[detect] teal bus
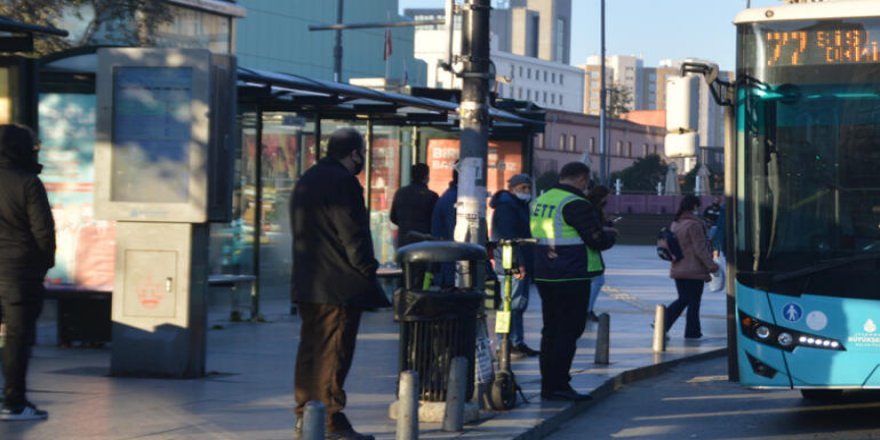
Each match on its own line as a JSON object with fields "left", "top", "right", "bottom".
{"left": 730, "top": 0, "right": 880, "bottom": 398}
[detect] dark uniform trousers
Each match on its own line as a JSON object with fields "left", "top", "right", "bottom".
{"left": 294, "top": 303, "right": 362, "bottom": 432}
{"left": 536, "top": 279, "right": 590, "bottom": 394}
{"left": 1, "top": 280, "right": 44, "bottom": 407}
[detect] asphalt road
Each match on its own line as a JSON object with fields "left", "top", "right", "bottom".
{"left": 547, "top": 355, "right": 880, "bottom": 440}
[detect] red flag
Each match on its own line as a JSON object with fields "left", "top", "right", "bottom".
{"left": 383, "top": 29, "right": 393, "bottom": 60}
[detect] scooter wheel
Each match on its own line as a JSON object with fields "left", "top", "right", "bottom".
{"left": 489, "top": 372, "right": 517, "bottom": 410}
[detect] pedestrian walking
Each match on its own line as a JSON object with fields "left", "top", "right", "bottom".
{"left": 664, "top": 194, "right": 719, "bottom": 340}
{"left": 390, "top": 163, "right": 438, "bottom": 287}
{"left": 289, "top": 128, "right": 389, "bottom": 440}
{"left": 585, "top": 185, "right": 613, "bottom": 322}
{"left": 0, "top": 124, "right": 55, "bottom": 421}
{"left": 490, "top": 173, "right": 538, "bottom": 359}
{"left": 530, "top": 162, "right": 616, "bottom": 401}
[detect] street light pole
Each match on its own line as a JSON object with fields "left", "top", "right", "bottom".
{"left": 334, "top": 0, "right": 344, "bottom": 82}
{"left": 599, "top": 0, "right": 607, "bottom": 184}
{"left": 456, "top": 0, "right": 490, "bottom": 268}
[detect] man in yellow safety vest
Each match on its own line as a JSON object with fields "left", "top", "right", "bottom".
{"left": 530, "top": 161, "right": 617, "bottom": 401}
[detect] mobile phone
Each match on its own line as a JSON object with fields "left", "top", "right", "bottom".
{"left": 611, "top": 216, "right": 623, "bottom": 223}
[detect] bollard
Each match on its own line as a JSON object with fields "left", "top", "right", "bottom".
{"left": 594, "top": 313, "right": 610, "bottom": 364}
{"left": 652, "top": 305, "right": 666, "bottom": 353}
{"left": 302, "top": 400, "right": 325, "bottom": 440}
{"left": 397, "top": 370, "right": 419, "bottom": 440}
{"left": 443, "top": 357, "right": 467, "bottom": 432}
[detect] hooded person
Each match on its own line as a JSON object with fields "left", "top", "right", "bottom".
{"left": 490, "top": 173, "right": 539, "bottom": 358}
{"left": 0, "top": 124, "right": 55, "bottom": 421}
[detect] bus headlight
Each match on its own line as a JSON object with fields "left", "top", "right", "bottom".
{"left": 777, "top": 332, "right": 794, "bottom": 347}
{"left": 739, "top": 310, "right": 845, "bottom": 352}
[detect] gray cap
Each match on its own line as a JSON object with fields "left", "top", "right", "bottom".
{"left": 507, "top": 173, "right": 532, "bottom": 187}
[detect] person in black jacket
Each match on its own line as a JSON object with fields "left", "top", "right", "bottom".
{"left": 530, "top": 162, "right": 616, "bottom": 401}
{"left": 490, "top": 173, "right": 538, "bottom": 358}
{"left": 0, "top": 124, "right": 54, "bottom": 421}
{"left": 390, "top": 163, "right": 438, "bottom": 287}
{"left": 289, "top": 128, "right": 389, "bottom": 440}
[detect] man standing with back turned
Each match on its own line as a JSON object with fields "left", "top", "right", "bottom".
{"left": 290, "top": 128, "right": 389, "bottom": 440}
{"left": 530, "top": 162, "right": 616, "bottom": 401}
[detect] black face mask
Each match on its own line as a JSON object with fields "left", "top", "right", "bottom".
{"left": 351, "top": 150, "right": 365, "bottom": 175}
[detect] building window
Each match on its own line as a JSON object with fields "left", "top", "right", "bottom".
{"left": 544, "top": 70, "right": 548, "bottom": 82}
{"left": 560, "top": 95, "right": 564, "bottom": 106}
{"left": 627, "top": 142, "right": 633, "bottom": 157}
{"left": 527, "top": 68, "right": 531, "bottom": 79}
{"left": 654, "top": 144, "right": 660, "bottom": 154}
{"left": 543, "top": 91, "right": 547, "bottom": 102}
{"left": 551, "top": 94, "right": 556, "bottom": 105}
{"left": 570, "top": 135, "right": 577, "bottom": 152}
{"left": 555, "top": 17, "right": 565, "bottom": 61}
{"left": 527, "top": 89, "right": 531, "bottom": 100}
{"left": 519, "top": 66, "right": 523, "bottom": 77}
{"left": 535, "top": 133, "right": 544, "bottom": 149}
{"left": 510, "top": 64, "right": 516, "bottom": 79}
{"left": 559, "top": 134, "right": 566, "bottom": 151}
{"left": 552, "top": 72, "right": 556, "bottom": 83}
{"left": 616, "top": 141, "right": 623, "bottom": 156}
{"left": 518, "top": 88, "right": 523, "bottom": 99}
{"left": 643, "top": 143, "right": 649, "bottom": 157}
{"left": 560, "top": 75, "right": 564, "bottom": 85}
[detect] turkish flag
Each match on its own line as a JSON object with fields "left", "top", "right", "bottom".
{"left": 383, "top": 29, "right": 393, "bottom": 60}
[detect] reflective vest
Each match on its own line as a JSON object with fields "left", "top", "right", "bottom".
{"left": 530, "top": 187, "right": 604, "bottom": 282}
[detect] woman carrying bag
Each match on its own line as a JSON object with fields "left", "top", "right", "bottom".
{"left": 664, "top": 195, "right": 719, "bottom": 339}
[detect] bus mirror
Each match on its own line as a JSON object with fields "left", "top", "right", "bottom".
{"left": 665, "top": 132, "right": 698, "bottom": 158}
{"left": 666, "top": 75, "right": 700, "bottom": 132}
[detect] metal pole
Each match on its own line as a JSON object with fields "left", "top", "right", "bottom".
{"left": 652, "top": 305, "right": 666, "bottom": 353}
{"left": 334, "top": 0, "right": 344, "bottom": 82}
{"left": 455, "top": 0, "right": 490, "bottom": 261}
{"left": 598, "top": 0, "right": 607, "bottom": 185}
{"left": 251, "top": 107, "right": 263, "bottom": 320}
{"left": 442, "top": 356, "right": 467, "bottom": 432}
{"left": 445, "top": 0, "right": 456, "bottom": 88}
{"left": 302, "top": 400, "right": 325, "bottom": 440}
{"left": 594, "top": 313, "right": 610, "bottom": 364}
{"left": 397, "top": 370, "right": 419, "bottom": 440}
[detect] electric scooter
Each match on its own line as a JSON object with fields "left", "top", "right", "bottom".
{"left": 488, "top": 237, "right": 537, "bottom": 410}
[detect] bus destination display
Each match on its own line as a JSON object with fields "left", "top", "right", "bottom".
{"left": 765, "top": 25, "right": 880, "bottom": 66}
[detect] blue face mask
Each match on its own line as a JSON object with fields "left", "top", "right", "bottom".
{"left": 515, "top": 192, "right": 532, "bottom": 203}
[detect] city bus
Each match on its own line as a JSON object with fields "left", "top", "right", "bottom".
{"left": 731, "top": 0, "right": 880, "bottom": 398}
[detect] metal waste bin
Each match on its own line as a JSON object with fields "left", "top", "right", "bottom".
{"left": 394, "top": 241, "right": 486, "bottom": 402}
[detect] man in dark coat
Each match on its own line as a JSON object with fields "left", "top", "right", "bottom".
{"left": 290, "top": 128, "right": 388, "bottom": 440}
{"left": 390, "top": 163, "right": 438, "bottom": 248}
{"left": 0, "top": 124, "right": 55, "bottom": 421}
{"left": 490, "top": 173, "right": 538, "bottom": 359}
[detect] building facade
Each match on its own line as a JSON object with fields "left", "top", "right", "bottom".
{"left": 534, "top": 109, "right": 666, "bottom": 184}
{"left": 235, "top": 0, "right": 426, "bottom": 86}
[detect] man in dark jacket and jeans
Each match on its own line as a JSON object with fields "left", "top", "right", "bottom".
{"left": 290, "top": 128, "right": 389, "bottom": 440}
{"left": 490, "top": 173, "right": 538, "bottom": 359}
{"left": 0, "top": 124, "right": 55, "bottom": 421}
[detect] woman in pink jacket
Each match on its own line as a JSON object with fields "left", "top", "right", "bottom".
{"left": 664, "top": 195, "right": 719, "bottom": 339}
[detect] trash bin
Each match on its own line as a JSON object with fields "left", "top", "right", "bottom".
{"left": 394, "top": 241, "right": 487, "bottom": 402}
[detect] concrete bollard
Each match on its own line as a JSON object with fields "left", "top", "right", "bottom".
{"left": 594, "top": 313, "right": 610, "bottom": 364}
{"left": 397, "top": 370, "right": 419, "bottom": 440}
{"left": 443, "top": 357, "right": 467, "bottom": 432}
{"left": 652, "top": 305, "right": 666, "bottom": 353}
{"left": 302, "top": 400, "right": 325, "bottom": 440}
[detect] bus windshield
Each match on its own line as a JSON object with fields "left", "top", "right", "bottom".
{"left": 737, "top": 18, "right": 880, "bottom": 298}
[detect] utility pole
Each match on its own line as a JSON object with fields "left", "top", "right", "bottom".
{"left": 455, "top": 0, "right": 490, "bottom": 274}
{"left": 598, "top": 0, "right": 608, "bottom": 185}
{"left": 334, "top": 0, "right": 344, "bottom": 82}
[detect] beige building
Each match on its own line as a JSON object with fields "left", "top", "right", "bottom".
{"left": 533, "top": 109, "right": 666, "bottom": 182}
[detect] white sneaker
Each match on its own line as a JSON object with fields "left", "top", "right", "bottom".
{"left": 1, "top": 402, "right": 49, "bottom": 421}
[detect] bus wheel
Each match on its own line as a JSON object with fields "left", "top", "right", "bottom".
{"left": 800, "top": 389, "right": 844, "bottom": 401}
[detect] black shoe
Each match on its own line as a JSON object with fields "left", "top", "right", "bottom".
{"left": 541, "top": 388, "right": 592, "bottom": 402}
{"left": 0, "top": 401, "right": 48, "bottom": 421}
{"left": 512, "top": 344, "right": 540, "bottom": 357}
{"left": 685, "top": 333, "right": 703, "bottom": 339}
{"left": 325, "top": 428, "right": 375, "bottom": 440}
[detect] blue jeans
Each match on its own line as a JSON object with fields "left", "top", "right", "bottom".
{"left": 497, "top": 275, "right": 530, "bottom": 348}
{"left": 588, "top": 274, "right": 605, "bottom": 313}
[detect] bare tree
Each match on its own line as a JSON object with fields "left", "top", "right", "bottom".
{"left": 0, "top": 0, "right": 171, "bottom": 56}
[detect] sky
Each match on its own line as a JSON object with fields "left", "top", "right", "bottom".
{"left": 399, "top": 0, "right": 782, "bottom": 72}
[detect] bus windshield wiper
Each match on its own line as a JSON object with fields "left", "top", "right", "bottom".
{"left": 773, "top": 253, "right": 880, "bottom": 283}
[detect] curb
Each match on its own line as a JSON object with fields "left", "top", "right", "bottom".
{"left": 512, "top": 347, "right": 728, "bottom": 440}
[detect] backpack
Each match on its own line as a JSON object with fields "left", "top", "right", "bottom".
{"left": 656, "top": 225, "right": 684, "bottom": 262}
